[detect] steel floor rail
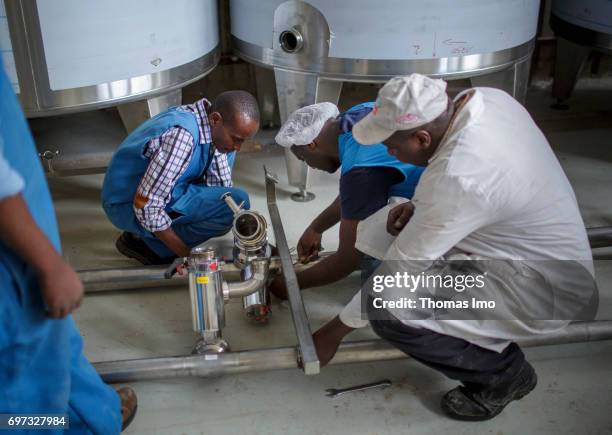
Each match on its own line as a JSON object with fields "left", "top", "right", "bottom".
{"left": 95, "top": 320, "right": 612, "bottom": 383}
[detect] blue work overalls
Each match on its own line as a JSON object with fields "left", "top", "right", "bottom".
{"left": 101, "top": 109, "right": 249, "bottom": 258}
{"left": 338, "top": 102, "right": 425, "bottom": 197}
{"left": 0, "top": 65, "right": 121, "bottom": 434}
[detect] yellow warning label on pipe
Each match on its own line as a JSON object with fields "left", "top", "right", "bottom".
{"left": 196, "top": 276, "right": 209, "bottom": 284}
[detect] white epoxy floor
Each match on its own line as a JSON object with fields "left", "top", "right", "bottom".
{"left": 46, "top": 84, "right": 612, "bottom": 435}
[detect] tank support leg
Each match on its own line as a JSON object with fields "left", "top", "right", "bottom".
{"left": 469, "top": 55, "right": 533, "bottom": 105}
{"left": 274, "top": 68, "right": 343, "bottom": 202}
{"left": 552, "top": 37, "right": 591, "bottom": 105}
{"left": 254, "top": 66, "right": 280, "bottom": 129}
{"left": 117, "top": 89, "right": 182, "bottom": 133}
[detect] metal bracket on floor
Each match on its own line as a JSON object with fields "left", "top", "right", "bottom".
{"left": 265, "top": 166, "right": 320, "bottom": 375}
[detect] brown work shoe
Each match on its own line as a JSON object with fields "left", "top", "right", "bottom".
{"left": 115, "top": 232, "right": 175, "bottom": 265}
{"left": 117, "top": 387, "right": 138, "bottom": 431}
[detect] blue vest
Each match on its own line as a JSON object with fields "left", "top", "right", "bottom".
{"left": 338, "top": 102, "right": 424, "bottom": 198}
{"left": 0, "top": 63, "right": 60, "bottom": 296}
{"left": 101, "top": 108, "right": 236, "bottom": 212}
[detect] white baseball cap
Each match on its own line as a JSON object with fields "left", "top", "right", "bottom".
{"left": 275, "top": 102, "right": 339, "bottom": 147}
{"left": 353, "top": 74, "right": 448, "bottom": 145}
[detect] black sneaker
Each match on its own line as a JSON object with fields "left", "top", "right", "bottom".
{"left": 441, "top": 361, "right": 537, "bottom": 421}
{"left": 115, "top": 232, "right": 176, "bottom": 265}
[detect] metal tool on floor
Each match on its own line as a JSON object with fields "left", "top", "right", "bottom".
{"left": 325, "top": 379, "right": 392, "bottom": 398}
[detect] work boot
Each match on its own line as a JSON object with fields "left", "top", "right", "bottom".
{"left": 115, "top": 232, "right": 175, "bottom": 265}
{"left": 117, "top": 387, "right": 138, "bottom": 431}
{"left": 441, "top": 361, "right": 537, "bottom": 421}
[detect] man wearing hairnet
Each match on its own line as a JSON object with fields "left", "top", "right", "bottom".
{"left": 269, "top": 101, "right": 424, "bottom": 299}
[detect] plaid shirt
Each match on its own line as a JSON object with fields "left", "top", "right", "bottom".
{"left": 133, "top": 98, "right": 233, "bottom": 232}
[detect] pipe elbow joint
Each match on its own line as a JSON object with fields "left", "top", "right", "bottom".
{"left": 223, "top": 258, "right": 270, "bottom": 301}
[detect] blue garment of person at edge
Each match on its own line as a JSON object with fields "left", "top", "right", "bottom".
{"left": 336, "top": 102, "right": 425, "bottom": 220}
{"left": 101, "top": 103, "right": 249, "bottom": 259}
{"left": 0, "top": 63, "right": 122, "bottom": 434}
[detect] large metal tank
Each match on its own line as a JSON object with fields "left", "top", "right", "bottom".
{"left": 551, "top": 0, "right": 612, "bottom": 103}
{"left": 230, "top": 0, "right": 540, "bottom": 200}
{"left": 1, "top": 0, "right": 219, "bottom": 125}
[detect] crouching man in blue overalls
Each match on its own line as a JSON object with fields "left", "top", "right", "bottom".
{"left": 102, "top": 91, "right": 260, "bottom": 264}
{"left": 269, "top": 102, "right": 424, "bottom": 298}
{"left": 0, "top": 63, "right": 136, "bottom": 432}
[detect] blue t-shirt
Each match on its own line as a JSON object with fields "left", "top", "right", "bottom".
{"left": 337, "top": 105, "right": 405, "bottom": 220}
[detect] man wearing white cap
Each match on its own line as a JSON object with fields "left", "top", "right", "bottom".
{"left": 310, "top": 74, "right": 597, "bottom": 421}
{"left": 270, "top": 101, "right": 424, "bottom": 298}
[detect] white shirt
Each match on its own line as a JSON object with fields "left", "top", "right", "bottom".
{"left": 340, "top": 88, "right": 593, "bottom": 350}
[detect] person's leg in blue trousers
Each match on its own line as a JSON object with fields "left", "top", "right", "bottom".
{"left": 0, "top": 263, "right": 121, "bottom": 435}
{"left": 141, "top": 185, "right": 250, "bottom": 258}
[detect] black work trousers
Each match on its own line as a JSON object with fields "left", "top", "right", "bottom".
{"left": 369, "top": 308, "right": 526, "bottom": 391}
{"left": 360, "top": 256, "right": 526, "bottom": 391}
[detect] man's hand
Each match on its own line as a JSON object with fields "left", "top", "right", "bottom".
{"left": 313, "top": 316, "right": 355, "bottom": 367}
{"left": 386, "top": 202, "right": 415, "bottom": 236}
{"left": 0, "top": 194, "right": 84, "bottom": 319}
{"left": 39, "top": 255, "right": 84, "bottom": 319}
{"left": 297, "top": 226, "right": 323, "bottom": 264}
{"left": 268, "top": 274, "right": 288, "bottom": 300}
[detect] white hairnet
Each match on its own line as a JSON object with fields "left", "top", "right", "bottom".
{"left": 275, "top": 102, "right": 340, "bottom": 147}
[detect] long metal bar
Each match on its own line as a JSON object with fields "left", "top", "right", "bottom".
{"left": 95, "top": 320, "right": 612, "bottom": 383}
{"left": 80, "top": 253, "right": 333, "bottom": 293}
{"left": 79, "top": 226, "right": 612, "bottom": 292}
{"left": 265, "top": 167, "right": 319, "bottom": 374}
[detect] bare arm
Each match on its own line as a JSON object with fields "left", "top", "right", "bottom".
{"left": 0, "top": 194, "right": 83, "bottom": 318}
{"left": 311, "top": 195, "right": 341, "bottom": 233}
{"left": 297, "top": 218, "right": 362, "bottom": 289}
{"left": 313, "top": 315, "right": 356, "bottom": 367}
{"left": 153, "top": 227, "right": 191, "bottom": 257}
{"left": 297, "top": 196, "right": 341, "bottom": 263}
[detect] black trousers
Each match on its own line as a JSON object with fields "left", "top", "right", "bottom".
{"left": 369, "top": 308, "right": 526, "bottom": 391}
{"left": 360, "top": 256, "right": 526, "bottom": 391}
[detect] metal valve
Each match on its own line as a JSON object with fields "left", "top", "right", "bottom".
{"left": 38, "top": 149, "right": 60, "bottom": 174}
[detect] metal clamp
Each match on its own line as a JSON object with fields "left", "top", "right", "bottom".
{"left": 164, "top": 257, "right": 187, "bottom": 279}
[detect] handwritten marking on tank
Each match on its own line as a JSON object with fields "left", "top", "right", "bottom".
{"left": 442, "top": 39, "right": 467, "bottom": 45}
{"left": 432, "top": 32, "right": 437, "bottom": 57}
{"left": 452, "top": 46, "right": 472, "bottom": 55}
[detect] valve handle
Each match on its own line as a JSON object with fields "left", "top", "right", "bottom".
{"left": 164, "top": 257, "right": 187, "bottom": 279}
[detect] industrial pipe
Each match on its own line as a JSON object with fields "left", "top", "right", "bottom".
{"left": 81, "top": 227, "right": 612, "bottom": 293}
{"left": 80, "top": 253, "right": 333, "bottom": 293}
{"left": 224, "top": 258, "right": 269, "bottom": 300}
{"left": 95, "top": 320, "right": 612, "bottom": 383}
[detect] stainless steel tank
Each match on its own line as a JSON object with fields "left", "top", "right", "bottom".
{"left": 230, "top": 0, "right": 541, "bottom": 200}
{"left": 551, "top": 0, "right": 612, "bottom": 103}
{"left": 1, "top": 0, "right": 219, "bottom": 126}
